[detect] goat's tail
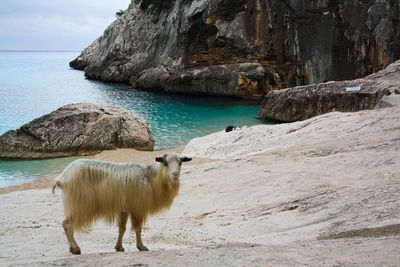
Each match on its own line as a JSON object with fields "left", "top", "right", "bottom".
{"left": 52, "top": 180, "right": 63, "bottom": 194}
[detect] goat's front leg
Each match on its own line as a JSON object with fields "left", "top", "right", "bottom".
{"left": 115, "top": 212, "right": 129, "bottom": 252}
{"left": 62, "top": 217, "right": 81, "bottom": 255}
{"left": 135, "top": 228, "right": 149, "bottom": 251}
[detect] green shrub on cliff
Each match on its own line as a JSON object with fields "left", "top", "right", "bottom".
{"left": 116, "top": 9, "right": 125, "bottom": 18}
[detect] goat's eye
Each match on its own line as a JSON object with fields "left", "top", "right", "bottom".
{"left": 163, "top": 162, "right": 168, "bottom": 167}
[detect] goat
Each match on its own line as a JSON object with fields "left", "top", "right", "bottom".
{"left": 52, "top": 152, "right": 192, "bottom": 254}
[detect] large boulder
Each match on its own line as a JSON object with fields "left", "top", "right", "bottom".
{"left": 258, "top": 60, "right": 400, "bottom": 122}
{"left": 70, "top": 0, "right": 399, "bottom": 98}
{"left": 0, "top": 103, "right": 154, "bottom": 159}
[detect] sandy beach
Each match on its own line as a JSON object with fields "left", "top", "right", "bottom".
{"left": 1, "top": 106, "right": 400, "bottom": 266}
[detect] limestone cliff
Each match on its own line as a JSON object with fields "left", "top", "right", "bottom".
{"left": 70, "top": 0, "right": 400, "bottom": 99}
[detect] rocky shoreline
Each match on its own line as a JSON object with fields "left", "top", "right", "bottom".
{"left": 2, "top": 59, "right": 400, "bottom": 158}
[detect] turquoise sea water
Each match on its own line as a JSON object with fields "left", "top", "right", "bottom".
{"left": 0, "top": 51, "right": 269, "bottom": 187}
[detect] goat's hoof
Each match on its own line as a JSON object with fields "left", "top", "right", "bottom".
{"left": 70, "top": 247, "right": 81, "bottom": 255}
{"left": 137, "top": 245, "right": 149, "bottom": 251}
{"left": 115, "top": 246, "right": 125, "bottom": 252}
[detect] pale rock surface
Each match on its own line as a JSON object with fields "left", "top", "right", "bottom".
{"left": 375, "top": 94, "right": 400, "bottom": 109}
{"left": 0, "top": 103, "right": 154, "bottom": 159}
{"left": 1, "top": 105, "right": 399, "bottom": 265}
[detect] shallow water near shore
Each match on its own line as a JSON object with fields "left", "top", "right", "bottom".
{"left": 0, "top": 51, "right": 270, "bottom": 187}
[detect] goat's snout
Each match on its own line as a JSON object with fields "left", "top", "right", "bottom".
{"left": 172, "top": 171, "right": 179, "bottom": 179}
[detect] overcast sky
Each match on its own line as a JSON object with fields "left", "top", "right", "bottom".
{"left": 0, "top": 0, "right": 132, "bottom": 51}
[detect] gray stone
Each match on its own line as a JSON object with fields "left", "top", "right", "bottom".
{"left": 258, "top": 60, "right": 400, "bottom": 122}
{"left": 375, "top": 94, "right": 400, "bottom": 109}
{"left": 366, "top": 2, "right": 390, "bottom": 31}
{"left": 69, "top": 38, "right": 101, "bottom": 71}
{"left": 0, "top": 103, "right": 154, "bottom": 159}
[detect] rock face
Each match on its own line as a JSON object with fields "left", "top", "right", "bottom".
{"left": 375, "top": 94, "right": 400, "bottom": 109}
{"left": 70, "top": 0, "right": 400, "bottom": 99}
{"left": 258, "top": 59, "right": 400, "bottom": 122}
{"left": 0, "top": 103, "right": 154, "bottom": 159}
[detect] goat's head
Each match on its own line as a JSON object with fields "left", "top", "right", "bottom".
{"left": 155, "top": 153, "right": 192, "bottom": 181}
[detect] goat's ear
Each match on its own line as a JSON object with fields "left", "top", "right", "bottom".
{"left": 155, "top": 157, "right": 163, "bottom": 162}
{"left": 181, "top": 157, "right": 192, "bottom": 162}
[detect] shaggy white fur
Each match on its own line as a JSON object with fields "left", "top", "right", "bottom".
{"left": 53, "top": 153, "right": 191, "bottom": 254}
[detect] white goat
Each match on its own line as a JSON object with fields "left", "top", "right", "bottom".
{"left": 52, "top": 152, "right": 192, "bottom": 254}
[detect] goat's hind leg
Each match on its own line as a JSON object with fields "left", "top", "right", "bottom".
{"left": 115, "top": 212, "right": 128, "bottom": 252}
{"left": 62, "top": 217, "right": 81, "bottom": 255}
{"left": 135, "top": 228, "right": 149, "bottom": 251}
{"left": 131, "top": 214, "right": 149, "bottom": 251}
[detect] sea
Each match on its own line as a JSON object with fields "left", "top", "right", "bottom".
{"left": 0, "top": 50, "right": 270, "bottom": 187}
